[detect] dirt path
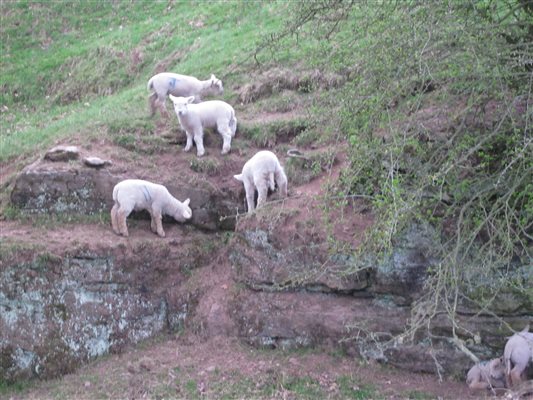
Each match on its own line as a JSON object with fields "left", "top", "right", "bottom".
{"left": 7, "top": 333, "right": 491, "bottom": 400}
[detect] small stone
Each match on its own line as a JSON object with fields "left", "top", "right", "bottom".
{"left": 139, "top": 357, "right": 154, "bottom": 371}
{"left": 127, "top": 362, "right": 137, "bottom": 374}
{"left": 84, "top": 381, "right": 91, "bottom": 387}
{"left": 83, "top": 156, "right": 112, "bottom": 169}
{"left": 44, "top": 145, "right": 80, "bottom": 162}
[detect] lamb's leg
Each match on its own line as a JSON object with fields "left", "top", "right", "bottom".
{"left": 153, "top": 210, "right": 165, "bottom": 237}
{"left": 149, "top": 93, "right": 158, "bottom": 117}
{"left": 149, "top": 210, "right": 158, "bottom": 234}
{"left": 217, "top": 124, "right": 232, "bottom": 155}
{"left": 244, "top": 180, "right": 255, "bottom": 214}
{"left": 157, "top": 97, "right": 169, "bottom": 118}
{"left": 276, "top": 170, "right": 288, "bottom": 197}
{"left": 184, "top": 130, "right": 194, "bottom": 152}
{"left": 256, "top": 181, "right": 269, "bottom": 209}
{"left": 510, "top": 366, "right": 523, "bottom": 387}
{"left": 117, "top": 208, "right": 130, "bottom": 237}
{"left": 507, "top": 344, "right": 530, "bottom": 388}
{"left": 154, "top": 93, "right": 168, "bottom": 118}
{"left": 111, "top": 204, "right": 120, "bottom": 235}
{"left": 193, "top": 129, "right": 205, "bottom": 157}
{"left": 468, "top": 380, "right": 491, "bottom": 391}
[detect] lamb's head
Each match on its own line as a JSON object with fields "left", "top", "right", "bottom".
{"left": 173, "top": 198, "right": 192, "bottom": 222}
{"left": 209, "top": 74, "right": 223, "bottom": 94}
{"left": 169, "top": 95, "right": 195, "bottom": 116}
{"left": 489, "top": 357, "right": 505, "bottom": 380}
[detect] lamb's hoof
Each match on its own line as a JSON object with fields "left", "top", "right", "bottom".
{"left": 183, "top": 147, "right": 192, "bottom": 153}
{"left": 197, "top": 153, "right": 205, "bottom": 158}
{"left": 221, "top": 149, "right": 230, "bottom": 155}
{"left": 157, "top": 232, "right": 166, "bottom": 238}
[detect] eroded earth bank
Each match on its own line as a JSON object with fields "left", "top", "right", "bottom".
{"left": 1, "top": 145, "right": 531, "bottom": 399}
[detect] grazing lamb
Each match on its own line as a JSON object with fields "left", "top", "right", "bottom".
{"left": 466, "top": 357, "right": 506, "bottom": 391}
{"left": 111, "top": 179, "right": 192, "bottom": 238}
{"left": 234, "top": 150, "right": 288, "bottom": 213}
{"left": 147, "top": 72, "right": 223, "bottom": 117}
{"left": 504, "top": 326, "right": 533, "bottom": 387}
{"left": 169, "top": 95, "right": 237, "bottom": 157}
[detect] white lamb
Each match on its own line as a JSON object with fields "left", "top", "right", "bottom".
{"left": 504, "top": 326, "right": 533, "bottom": 387}
{"left": 234, "top": 150, "right": 288, "bottom": 213}
{"left": 111, "top": 179, "right": 192, "bottom": 238}
{"left": 466, "top": 357, "right": 506, "bottom": 391}
{"left": 147, "top": 72, "right": 223, "bottom": 117}
{"left": 169, "top": 95, "right": 237, "bottom": 157}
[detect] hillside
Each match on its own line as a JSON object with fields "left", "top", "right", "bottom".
{"left": 1, "top": 1, "right": 532, "bottom": 399}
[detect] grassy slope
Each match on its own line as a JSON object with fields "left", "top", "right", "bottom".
{"left": 0, "top": 1, "right": 293, "bottom": 162}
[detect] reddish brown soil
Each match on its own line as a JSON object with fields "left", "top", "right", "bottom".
{"left": 9, "top": 333, "right": 493, "bottom": 400}
{"left": 0, "top": 115, "right": 505, "bottom": 400}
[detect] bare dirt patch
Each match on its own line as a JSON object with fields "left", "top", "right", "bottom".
{"left": 8, "top": 334, "right": 484, "bottom": 400}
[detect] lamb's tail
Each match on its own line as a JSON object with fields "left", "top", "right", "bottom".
{"left": 112, "top": 185, "right": 119, "bottom": 202}
{"left": 147, "top": 76, "right": 155, "bottom": 92}
{"left": 229, "top": 113, "right": 237, "bottom": 137}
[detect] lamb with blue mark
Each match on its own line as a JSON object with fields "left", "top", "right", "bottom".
{"left": 147, "top": 72, "right": 223, "bottom": 117}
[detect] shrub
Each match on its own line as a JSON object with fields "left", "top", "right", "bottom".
{"left": 259, "top": 0, "right": 532, "bottom": 343}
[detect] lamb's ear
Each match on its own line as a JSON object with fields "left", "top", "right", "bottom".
{"left": 234, "top": 174, "right": 243, "bottom": 182}
{"left": 169, "top": 94, "right": 178, "bottom": 103}
{"left": 186, "top": 96, "right": 195, "bottom": 104}
{"left": 183, "top": 198, "right": 190, "bottom": 206}
{"left": 210, "top": 74, "right": 216, "bottom": 81}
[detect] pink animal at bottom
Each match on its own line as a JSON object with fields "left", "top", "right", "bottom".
{"left": 466, "top": 357, "right": 506, "bottom": 391}
{"left": 504, "top": 326, "right": 533, "bottom": 387}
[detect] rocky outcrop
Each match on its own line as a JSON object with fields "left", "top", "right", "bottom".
{"left": 10, "top": 152, "right": 242, "bottom": 231}
{"left": 10, "top": 160, "right": 115, "bottom": 215}
{"left": 226, "top": 212, "right": 532, "bottom": 376}
{"left": 44, "top": 145, "right": 80, "bottom": 162}
{"left": 0, "top": 235, "right": 216, "bottom": 381}
{"left": 3, "top": 150, "right": 532, "bottom": 383}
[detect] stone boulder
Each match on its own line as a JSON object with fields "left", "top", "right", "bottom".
{"left": 83, "top": 156, "right": 112, "bottom": 168}
{"left": 10, "top": 158, "right": 242, "bottom": 231}
{"left": 225, "top": 212, "right": 532, "bottom": 377}
{"left": 370, "top": 223, "right": 440, "bottom": 306}
{"left": 44, "top": 145, "right": 80, "bottom": 162}
{"left": 0, "top": 233, "right": 217, "bottom": 381}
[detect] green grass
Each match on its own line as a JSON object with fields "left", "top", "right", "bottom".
{"left": 239, "top": 118, "right": 310, "bottom": 148}
{"left": 0, "top": 379, "right": 32, "bottom": 396}
{"left": 0, "top": 1, "right": 294, "bottom": 163}
{"left": 3, "top": 206, "right": 110, "bottom": 227}
{"left": 285, "top": 148, "right": 337, "bottom": 185}
{"left": 403, "top": 390, "right": 436, "bottom": 400}
{"left": 0, "top": 238, "right": 46, "bottom": 262}
{"left": 189, "top": 157, "right": 221, "bottom": 176}
{"left": 336, "top": 376, "right": 381, "bottom": 400}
